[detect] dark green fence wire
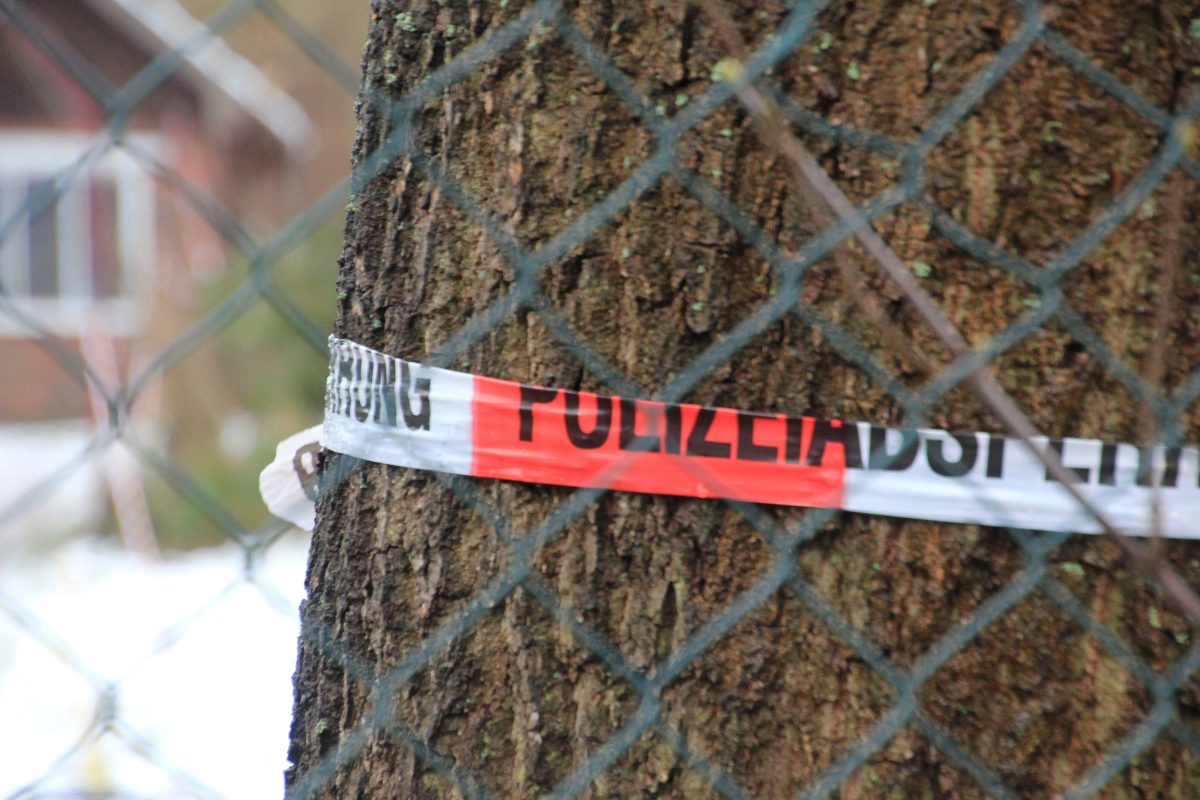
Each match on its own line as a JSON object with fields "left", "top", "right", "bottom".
{"left": 1, "top": 0, "right": 1199, "bottom": 797}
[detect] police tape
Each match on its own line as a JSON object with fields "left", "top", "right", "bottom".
{"left": 259, "top": 337, "right": 1200, "bottom": 538}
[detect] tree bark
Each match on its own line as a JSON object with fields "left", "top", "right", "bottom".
{"left": 287, "top": 1, "right": 1200, "bottom": 797}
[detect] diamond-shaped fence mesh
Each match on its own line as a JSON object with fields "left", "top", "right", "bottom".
{"left": 1, "top": 0, "right": 1199, "bottom": 797}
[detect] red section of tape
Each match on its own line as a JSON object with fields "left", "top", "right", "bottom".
{"left": 470, "top": 374, "right": 846, "bottom": 506}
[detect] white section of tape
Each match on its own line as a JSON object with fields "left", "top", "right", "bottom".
{"left": 259, "top": 425, "right": 322, "bottom": 532}
{"left": 840, "top": 426, "right": 1191, "bottom": 535}
{"left": 321, "top": 338, "right": 475, "bottom": 475}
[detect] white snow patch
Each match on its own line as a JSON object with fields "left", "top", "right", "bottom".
{"left": 0, "top": 532, "right": 310, "bottom": 799}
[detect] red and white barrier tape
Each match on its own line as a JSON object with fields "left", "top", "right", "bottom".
{"left": 260, "top": 338, "right": 1200, "bottom": 538}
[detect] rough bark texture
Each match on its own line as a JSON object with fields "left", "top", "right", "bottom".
{"left": 287, "top": 1, "right": 1200, "bottom": 797}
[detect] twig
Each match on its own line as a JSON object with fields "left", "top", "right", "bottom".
{"left": 700, "top": 0, "right": 1200, "bottom": 626}
{"left": 1140, "top": 170, "right": 1185, "bottom": 554}
{"left": 706, "top": 18, "right": 932, "bottom": 376}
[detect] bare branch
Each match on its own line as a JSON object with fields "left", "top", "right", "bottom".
{"left": 1140, "top": 169, "right": 1185, "bottom": 552}
{"left": 700, "top": 0, "right": 1200, "bottom": 626}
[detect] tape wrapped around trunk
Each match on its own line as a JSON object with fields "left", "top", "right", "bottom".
{"left": 260, "top": 337, "right": 1200, "bottom": 538}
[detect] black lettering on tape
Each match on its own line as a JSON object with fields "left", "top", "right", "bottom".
{"left": 868, "top": 426, "right": 918, "bottom": 471}
{"left": 381, "top": 358, "right": 398, "bottom": 427}
{"left": 400, "top": 362, "right": 431, "bottom": 430}
{"left": 564, "top": 391, "right": 612, "bottom": 449}
{"left": 336, "top": 354, "right": 355, "bottom": 418}
{"left": 1137, "top": 445, "right": 1181, "bottom": 488}
{"left": 784, "top": 416, "right": 804, "bottom": 464}
{"left": 665, "top": 404, "right": 683, "bottom": 455}
{"left": 350, "top": 354, "right": 371, "bottom": 423}
{"left": 519, "top": 386, "right": 558, "bottom": 441}
{"left": 736, "top": 412, "right": 778, "bottom": 463}
{"left": 618, "top": 398, "right": 660, "bottom": 452}
{"left": 986, "top": 435, "right": 1005, "bottom": 479}
{"left": 927, "top": 432, "right": 978, "bottom": 477}
{"left": 806, "top": 420, "right": 863, "bottom": 468}
{"left": 1161, "top": 446, "right": 1180, "bottom": 488}
{"left": 1099, "top": 443, "right": 1118, "bottom": 486}
{"left": 686, "top": 407, "right": 731, "bottom": 459}
{"left": 1044, "top": 439, "right": 1090, "bottom": 483}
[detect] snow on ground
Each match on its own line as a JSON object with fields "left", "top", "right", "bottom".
{"left": 0, "top": 532, "right": 311, "bottom": 799}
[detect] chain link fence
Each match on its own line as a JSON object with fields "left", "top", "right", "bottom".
{"left": 2, "top": 0, "right": 1200, "bottom": 797}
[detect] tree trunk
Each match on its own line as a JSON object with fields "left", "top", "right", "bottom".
{"left": 287, "top": 1, "right": 1200, "bottom": 797}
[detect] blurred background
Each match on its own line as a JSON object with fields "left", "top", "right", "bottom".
{"left": 0, "top": 0, "right": 368, "bottom": 796}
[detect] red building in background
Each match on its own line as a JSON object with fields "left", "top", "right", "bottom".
{"left": 0, "top": 0, "right": 314, "bottom": 548}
